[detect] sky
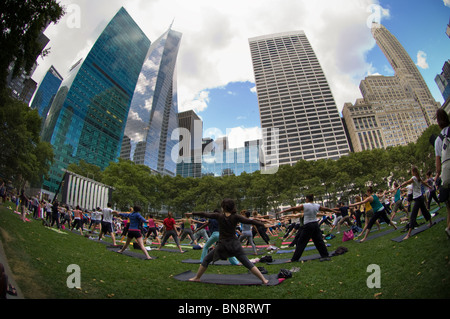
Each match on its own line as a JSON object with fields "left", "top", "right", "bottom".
{"left": 31, "top": 0, "right": 450, "bottom": 148}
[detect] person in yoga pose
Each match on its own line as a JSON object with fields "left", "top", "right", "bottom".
{"left": 398, "top": 166, "right": 433, "bottom": 240}
{"left": 187, "top": 199, "right": 269, "bottom": 285}
{"left": 113, "top": 205, "right": 152, "bottom": 260}
{"left": 279, "top": 194, "right": 335, "bottom": 262}
{"left": 349, "top": 187, "right": 398, "bottom": 242}
{"left": 158, "top": 212, "right": 184, "bottom": 253}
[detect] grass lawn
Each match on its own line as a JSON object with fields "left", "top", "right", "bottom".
{"left": 1, "top": 201, "right": 449, "bottom": 301}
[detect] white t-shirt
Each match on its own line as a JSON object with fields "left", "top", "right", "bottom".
{"left": 91, "top": 210, "right": 102, "bottom": 221}
{"left": 303, "top": 203, "right": 321, "bottom": 225}
{"left": 411, "top": 176, "right": 422, "bottom": 199}
{"left": 102, "top": 207, "right": 113, "bottom": 223}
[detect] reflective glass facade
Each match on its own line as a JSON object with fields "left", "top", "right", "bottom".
{"left": 201, "top": 143, "right": 261, "bottom": 177}
{"left": 41, "top": 7, "right": 150, "bottom": 193}
{"left": 121, "top": 28, "right": 182, "bottom": 176}
{"left": 31, "top": 66, "right": 63, "bottom": 121}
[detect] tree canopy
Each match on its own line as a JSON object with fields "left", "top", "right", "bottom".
{"left": 0, "top": 0, "right": 65, "bottom": 91}
{"left": 67, "top": 125, "right": 441, "bottom": 215}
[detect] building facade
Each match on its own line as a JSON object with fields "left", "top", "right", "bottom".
{"left": 41, "top": 7, "right": 151, "bottom": 194}
{"left": 249, "top": 31, "right": 350, "bottom": 167}
{"left": 343, "top": 23, "right": 439, "bottom": 152}
{"left": 120, "top": 27, "right": 182, "bottom": 177}
{"left": 372, "top": 23, "right": 440, "bottom": 126}
{"left": 30, "top": 65, "right": 63, "bottom": 120}
{"left": 435, "top": 60, "right": 450, "bottom": 102}
{"left": 201, "top": 140, "right": 261, "bottom": 177}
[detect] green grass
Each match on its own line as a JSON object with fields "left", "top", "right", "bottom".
{"left": 1, "top": 202, "right": 449, "bottom": 300}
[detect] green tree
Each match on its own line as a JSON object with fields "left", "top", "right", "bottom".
{"left": 0, "top": 92, "right": 54, "bottom": 190}
{"left": 0, "top": 0, "right": 65, "bottom": 91}
{"left": 67, "top": 159, "right": 103, "bottom": 182}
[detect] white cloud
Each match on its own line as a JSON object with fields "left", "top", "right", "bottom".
{"left": 33, "top": 0, "right": 388, "bottom": 116}
{"left": 226, "top": 126, "right": 262, "bottom": 149}
{"left": 416, "top": 50, "right": 429, "bottom": 69}
{"left": 444, "top": 0, "right": 450, "bottom": 8}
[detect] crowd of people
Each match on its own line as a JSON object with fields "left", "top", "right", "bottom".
{"left": 1, "top": 110, "right": 449, "bottom": 285}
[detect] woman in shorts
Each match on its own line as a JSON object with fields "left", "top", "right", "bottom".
{"left": 114, "top": 206, "right": 152, "bottom": 260}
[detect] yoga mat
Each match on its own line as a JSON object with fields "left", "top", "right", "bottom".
{"left": 181, "top": 259, "right": 236, "bottom": 266}
{"left": 158, "top": 248, "right": 188, "bottom": 253}
{"left": 173, "top": 270, "right": 283, "bottom": 286}
{"left": 355, "top": 228, "right": 399, "bottom": 243}
{"left": 106, "top": 247, "right": 156, "bottom": 260}
{"left": 267, "top": 250, "right": 337, "bottom": 265}
{"left": 391, "top": 217, "right": 445, "bottom": 242}
{"left": 276, "top": 244, "right": 331, "bottom": 254}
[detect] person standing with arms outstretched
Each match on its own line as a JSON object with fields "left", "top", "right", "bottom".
{"left": 280, "top": 194, "right": 335, "bottom": 262}
{"left": 398, "top": 166, "right": 433, "bottom": 240}
{"left": 188, "top": 199, "right": 269, "bottom": 285}
{"left": 349, "top": 187, "right": 398, "bottom": 242}
{"left": 98, "top": 203, "right": 118, "bottom": 246}
{"left": 113, "top": 206, "right": 152, "bottom": 260}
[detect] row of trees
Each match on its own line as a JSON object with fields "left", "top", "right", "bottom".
{"left": 67, "top": 123, "right": 441, "bottom": 215}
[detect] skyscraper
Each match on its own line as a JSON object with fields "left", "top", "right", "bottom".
{"left": 372, "top": 23, "right": 440, "bottom": 126}
{"left": 41, "top": 7, "right": 151, "bottom": 194}
{"left": 30, "top": 65, "right": 63, "bottom": 120}
{"left": 176, "top": 110, "right": 203, "bottom": 178}
{"left": 249, "top": 31, "right": 350, "bottom": 166}
{"left": 435, "top": 60, "right": 450, "bottom": 102}
{"left": 343, "top": 23, "right": 439, "bottom": 153}
{"left": 120, "top": 27, "right": 182, "bottom": 177}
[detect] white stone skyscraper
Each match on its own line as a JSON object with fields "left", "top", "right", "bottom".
{"left": 371, "top": 23, "right": 440, "bottom": 126}
{"left": 249, "top": 31, "right": 350, "bottom": 166}
{"left": 343, "top": 23, "right": 440, "bottom": 153}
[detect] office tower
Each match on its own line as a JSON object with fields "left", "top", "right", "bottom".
{"left": 201, "top": 140, "right": 261, "bottom": 177}
{"left": 343, "top": 24, "right": 440, "bottom": 153}
{"left": 435, "top": 60, "right": 450, "bottom": 101}
{"left": 249, "top": 31, "right": 350, "bottom": 165}
{"left": 342, "top": 99, "right": 384, "bottom": 152}
{"left": 372, "top": 23, "right": 440, "bottom": 126}
{"left": 41, "top": 7, "right": 151, "bottom": 194}
{"left": 176, "top": 110, "right": 203, "bottom": 178}
{"left": 343, "top": 76, "right": 429, "bottom": 151}
{"left": 177, "top": 110, "right": 203, "bottom": 157}
{"left": 447, "top": 19, "right": 450, "bottom": 39}
{"left": 6, "top": 32, "right": 49, "bottom": 103}
{"left": 30, "top": 66, "right": 63, "bottom": 120}
{"left": 121, "top": 26, "right": 182, "bottom": 177}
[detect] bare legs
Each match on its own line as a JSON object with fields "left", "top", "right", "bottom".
{"left": 188, "top": 265, "right": 269, "bottom": 285}
{"left": 118, "top": 236, "right": 152, "bottom": 260}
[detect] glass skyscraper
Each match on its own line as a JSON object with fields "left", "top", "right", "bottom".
{"left": 120, "top": 27, "right": 182, "bottom": 177}
{"left": 249, "top": 31, "right": 350, "bottom": 166}
{"left": 41, "top": 7, "right": 151, "bottom": 194}
{"left": 30, "top": 65, "right": 63, "bottom": 121}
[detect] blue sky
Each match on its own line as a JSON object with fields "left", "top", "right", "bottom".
{"left": 33, "top": 0, "right": 450, "bottom": 149}
{"left": 200, "top": 0, "right": 450, "bottom": 147}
